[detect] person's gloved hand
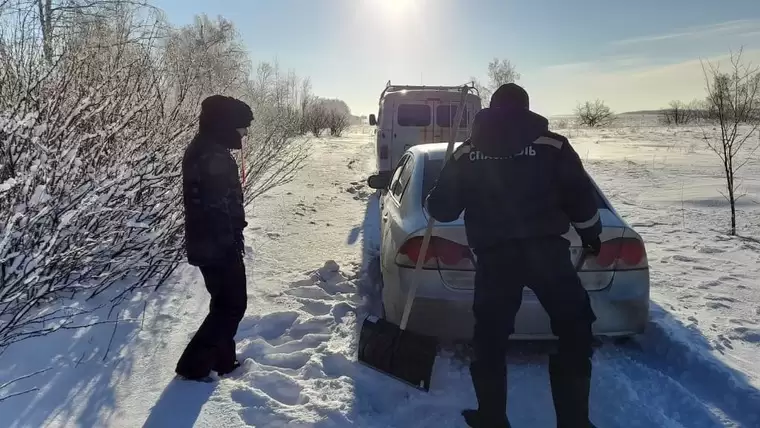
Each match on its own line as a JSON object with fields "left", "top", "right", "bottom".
{"left": 581, "top": 236, "right": 602, "bottom": 256}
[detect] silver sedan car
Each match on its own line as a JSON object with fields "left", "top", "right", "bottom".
{"left": 366, "top": 142, "right": 650, "bottom": 341}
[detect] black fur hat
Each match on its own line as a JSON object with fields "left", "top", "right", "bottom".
{"left": 490, "top": 83, "right": 529, "bottom": 110}
{"left": 198, "top": 95, "right": 253, "bottom": 149}
{"left": 199, "top": 95, "right": 253, "bottom": 131}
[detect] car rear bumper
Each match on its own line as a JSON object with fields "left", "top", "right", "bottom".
{"left": 382, "top": 268, "right": 650, "bottom": 341}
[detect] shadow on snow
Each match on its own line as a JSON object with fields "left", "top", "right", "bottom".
{"left": 0, "top": 266, "right": 206, "bottom": 428}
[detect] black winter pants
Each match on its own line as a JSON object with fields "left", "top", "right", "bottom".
{"left": 175, "top": 257, "right": 247, "bottom": 378}
{"left": 470, "top": 237, "right": 596, "bottom": 424}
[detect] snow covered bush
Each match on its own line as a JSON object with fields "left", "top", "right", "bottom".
{"left": 300, "top": 98, "right": 352, "bottom": 138}
{"left": 0, "top": 1, "right": 324, "bottom": 349}
{"left": 240, "top": 62, "right": 311, "bottom": 201}
{"left": 305, "top": 100, "right": 330, "bottom": 137}
{"left": 0, "top": 5, "right": 189, "bottom": 347}
{"left": 323, "top": 99, "right": 352, "bottom": 137}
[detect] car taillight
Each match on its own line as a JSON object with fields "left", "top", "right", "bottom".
{"left": 395, "top": 236, "right": 475, "bottom": 271}
{"left": 379, "top": 145, "right": 388, "bottom": 159}
{"left": 579, "top": 237, "right": 647, "bottom": 271}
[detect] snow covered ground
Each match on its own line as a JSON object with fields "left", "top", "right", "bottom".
{"left": 2, "top": 121, "right": 760, "bottom": 427}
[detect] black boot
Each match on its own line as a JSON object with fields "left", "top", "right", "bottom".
{"left": 215, "top": 359, "right": 241, "bottom": 376}
{"left": 462, "top": 409, "right": 511, "bottom": 428}
{"left": 465, "top": 362, "right": 511, "bottom": 427}
{"left": 549, "top": 355, "right": 594, "bottom": 428}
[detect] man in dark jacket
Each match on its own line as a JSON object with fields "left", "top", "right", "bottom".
{"left": 175, "top": 95, "right": 253, "bottom": 382}
{"left": 426, "top": 83, "right": 601, "bottom": 427}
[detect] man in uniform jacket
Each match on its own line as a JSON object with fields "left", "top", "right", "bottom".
{"left": 175, "top": 95, "right": 253, "bottom": 381}
{"left": 426, "top": 83, "right": 601, "bottom": 427}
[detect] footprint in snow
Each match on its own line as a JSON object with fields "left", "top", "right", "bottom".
{"left": 716, "top": 334, "right": 733, "bottom": 349}
{"left": 319, "top": 280, "right": 356, "bottom": 295}
{"left": 705, "top": 301, "right": 731, "bottom": 310}
{"left": 288, "top": 317, "right": 333, "bottom": 339}
{"left": 253, "top": 350, "right": 313, "bottom": 370}
{"left": 730, "top": 326, "right": 760, "bottom": 343}
{"left": 670, "top": 254, "right": 700, "bottom": 263}
{"left": 244, "top": 333, "right": 330, "bottom": 370}
{"left": 330, "top": 301, "right": 356, "bottom": 323}
{"left": 344, "top": 182, "right": 371, "bottom": 200}
{"left": 236, "top": 261, "right": 362, "bottom": 382}
{"left": 249, "top": 371, "right": 305, "bottom": 405}
{"left": 320, "top": 352, "right": 356, "bottom": 379}
{"left": 247, "top": 311, "right": 301, "bottom": 340}
{"left": 696, "top": 280, "right": 720, "bottom": 289}
{"left": 286, "top": 286, "right": 334, "bottom": 300}
{"left": 297, "top": 298, "right": 332, "bottom": 316}
{"left": 696, "top": 245, "right": 726, "bottom": 254}
{"left": 703, "top": 294, "right": 737, "bottom": 303}
{"left": 230, "top": 387, "right": 270, "bottom": 408}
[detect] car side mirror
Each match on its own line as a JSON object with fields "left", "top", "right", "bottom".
{"left": 367, "top": 173, "right": 389, "bottom": 189}
{"left": 369, "top": 114, "right": 377, "bottom": 126}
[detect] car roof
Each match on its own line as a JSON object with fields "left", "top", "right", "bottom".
{"left": 407, "top": 142, "right": 466, "bottom": 161}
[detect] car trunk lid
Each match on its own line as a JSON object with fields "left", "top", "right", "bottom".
{"left": 415, "top": 208, "right": 629, "bottom": 292}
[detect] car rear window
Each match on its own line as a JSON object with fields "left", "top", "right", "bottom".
{"left": 436, "top": 105, "right": 469, "bottom": 128}
{"left": 421, "top": 159, "right": 445, "bottom": 204}
{"left": 397, "top": 104, "right": 431, "bottom": 127}
{"left": 420, "top": 158, "right": 609, "bottom": 209}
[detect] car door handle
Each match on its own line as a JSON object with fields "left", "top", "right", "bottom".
{"left": 382, "top": 213, "right": 389, "bottom": 222}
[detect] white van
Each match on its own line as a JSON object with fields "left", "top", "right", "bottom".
{"left": 368, "top": 82, "right": 482, "bottom": 178}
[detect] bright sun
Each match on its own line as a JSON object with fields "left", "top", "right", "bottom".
{"left": 370, "top": 0, "right": 417, "bottom": 20}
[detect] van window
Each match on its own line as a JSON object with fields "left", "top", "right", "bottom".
{"left": 436, "top": 105, "right": 469, "bottom": 128}
{"left": 397, "top": 104, "right": 431, "bottom": 127}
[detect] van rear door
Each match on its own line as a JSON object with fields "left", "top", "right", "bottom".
{"left": 433, "top": 102, "right": 472, "bottom": 142}
{"left": 391, "top": 101, "right": 433, "bottom": 168}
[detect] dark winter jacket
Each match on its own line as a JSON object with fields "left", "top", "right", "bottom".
{"left": 425, "top": 107, "right": 602, "bottom": 252}
{"left": 182, "top": 95, "right": 253, "bottom": 266}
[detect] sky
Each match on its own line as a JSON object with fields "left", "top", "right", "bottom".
{"left": 150, "top": 0, "right": 760, "bottom": 117}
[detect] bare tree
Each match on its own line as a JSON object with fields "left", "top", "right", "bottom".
{"left": 575, "top": 99, "right": 615, "bottom": 127}
{"left": 298, "top": 77, "right": 312, "bottom": 135}
{"left": 488, "top": 57, "right": 520, "bottom": 87}
{"left": 662, "top": 100, "right": 699, "bottom": 125}
{"left": 21, "top": 0, "right": 158, "bottom": 63}
{"left": 471, "top": 58, "right": 521, "bottom": 105}
{"left": 161, "top": 13, "right": 250, "bottom": 109}
{"left": 700, "top": 47, "right": 760, "bottom": 236}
